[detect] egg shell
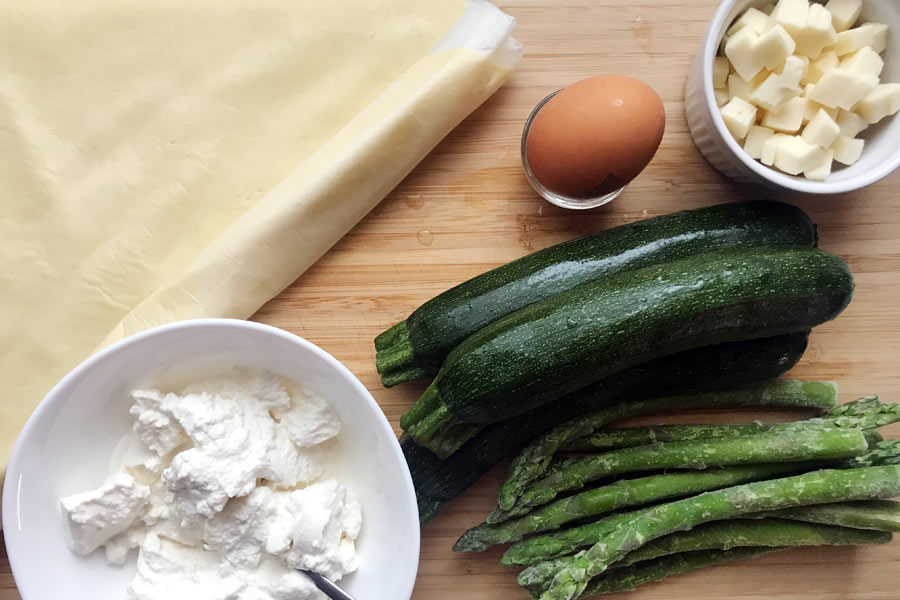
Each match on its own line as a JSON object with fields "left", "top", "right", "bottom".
{"left": 525, "top": 75, "right": 666, "bottom": 198}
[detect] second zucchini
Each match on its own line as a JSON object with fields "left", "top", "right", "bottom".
{"left": 402, "top": 246, "right": 853, "bottom": 455}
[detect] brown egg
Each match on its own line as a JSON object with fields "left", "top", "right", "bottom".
{"left": 525, "top": 76, "right": 666, "bottom": 198}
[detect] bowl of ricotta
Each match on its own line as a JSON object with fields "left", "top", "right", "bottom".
{"left": 2, "top": 319, "right": 420, "bottom": 600}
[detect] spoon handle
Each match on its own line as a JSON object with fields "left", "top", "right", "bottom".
{"left": 301, "top": 570, "right": 359, "bottom": 600}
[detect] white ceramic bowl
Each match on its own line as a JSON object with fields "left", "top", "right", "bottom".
{"left": 686, "top": 0, "right": 900, "bottom": 193}
{"left": 2, "top": 319, "right": 419, "bottom": 600}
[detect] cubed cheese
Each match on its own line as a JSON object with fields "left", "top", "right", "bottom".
{"left": 802, "top": 108, "right": 841, "bottom": 147}
{"left": 715, "top": 88, "right": 731, "bottom": 106}
{"left": 864, "top": 23, "right": 889, "bottom": 54}
{"left": 831, "top": 136, "right": 865, "bottom": 165}
{"left": 714, "top": 57, "right": 730, "bottom": 88}
{"left": 802, "top": 86, "right": 839, "bottom": 123}
{"left": 793, "top": 3, "right": 838, "bottom": 58}
{"left": 731, "top": 70, "right": 771, "bottom": 102}
{"left": 833, "top": 23, "right": 883, "bottom": 55}
{"left": 774, "top": 135, "right": 828, "bottom": 174}
{"left": 725, "top": 27, "right": 765, "bottom": 81}
{"left": 744, "top": 125, "right": 776, "bottom": 159}
{"left": 855, "top": 83, "right": 900, "bottom": 124}
{"left": 836, "top": 109, "right": 869, "bottom": 137}
{"left": 824, "top": 0, "right": 862, "bottom": 33}
{"left": 727, "top": 7, "right": 772, "bottom": 36}
{"left": 762, "top": 133, "right": 791, "bottom": 165}
{"left": 839, "top": 46, "right": 884, "bottom": 78}
{"left": 777, "top": 55, "right": 808, "bottom": 89}
{"left": 808, "top": 69, "right": 878, "bottom": 109}
{"left": 763, "top": 96, "right": 808, "bottom": 132}
{"left": 751, "top": 71, "right": 801, "bottom": 111}
{"left": 807, "top": 51, "right": 839, "bottom": 84}
{"left": 721, "top": 96, "right": 758, "bottom": 140}
{"left": 775, "top": 135, "right": 825, "bottom": 175}
{"left": 728, "top": 73, "right": 753, "bottom": 102}
{"left": 754, "top": 24, "right": 798, "bottom": 70}
{"left": 770, "top": 0, "right": 810, "bottom": 36}
{"left": 804, "top": 148, "right": 835, "bottom": 180}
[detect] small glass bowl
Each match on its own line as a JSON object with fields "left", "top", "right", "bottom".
{"left": 521, "top": 90, "right": 626, "bottom": 210}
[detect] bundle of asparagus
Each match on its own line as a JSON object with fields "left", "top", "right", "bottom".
{"left": 455, "top": 394, "right": 900, "bottom": 599}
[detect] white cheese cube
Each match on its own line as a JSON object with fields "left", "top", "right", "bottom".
{"left": 770, "top": 0, "right": 810, "bottom": 36}
{"left": 754, "top": 24, "right": 798, "bottom": 70}
{"left": 855, "top": 83, "right": 900, "bottom": 124}
{"left": 836, "top": 109, "right": 869, "bottom": 136}
{"left": 839, "top": 47, "right": 884, "bottom": 78}
{"left": 714, "top": 57, "right": 730, "bottom": 89}
{"left": 808, "top": 69, "right": 878, "bottom": 109}
{"left": 777, "top": 56, "right": 808, "bottom": 89}
{"left": 802, "top": 87, "right": 839, "bottom": 124}
{"left": 793, "top": 3, "right": 839, "bottom": 58}
{"left": 804, "top": 148, "right": 835, "bottom": 180}
{"left": 763, "top": 96, "right": 808, "bottom": 132}
{"left": 730, "top": 70, "right": 771, "bottom": 103}
{"left": 864, "top": 23, "right": 889, "bottom": 54}
{"left": 762, "top": 133, "right": 791, "bottom": 165}
{"left": 833, "top": 23, "right": 883, "bottom": 56}
{"left": 727, "top": 7, "right": 772, "bottom": 36}
{"left": 726, "top": 27, "right": 765, "bottom": 81}
{"left": 715, "top": 88, "right": 731, "bottom": 106}
{"left": 744, "top": 125, "right": 776, "bottom": 159}
{"left": 774, "top": 135, "right": 828, "bottom": 174}
{"left": 721, "top": 96, "right": 759, "bottom": 140}
{"left": 728, "top": 73, "right": 752, "bottom": 102}
{"left": 831, "top": 136, "right": 864, "bottom": 165}
{"left": 751, "top": 71, "right": 801, "bottom": 111}
{"left": 807, "top": 51, "right": 840, "bottom": 84}
{"left": 825, "top": 0, "right": 862, "bottom": 32}
{"left": 802, "top": 108, "right": 841, "bottom": 147}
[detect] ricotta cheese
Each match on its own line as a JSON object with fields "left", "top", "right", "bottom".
{"left": 60, "top": 471, "right": 150, "bottom": 555}
{"left": 272, "top": 386, "right": 341, "bottom": 448}
{"left": 59, "top": 369, "right": 358, "bottom": 600}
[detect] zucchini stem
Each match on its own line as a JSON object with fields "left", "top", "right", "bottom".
{"left": 374, "top": 320, "right": 408, "bottom": 351}
{"left": 375, "top": 320, "right": 432, "bottom": 387}
{"left": 400, "top": 383, "right": 442, "bottom": 430}
{"left": 401, "top": 383, "right": 482, "bottom": 458}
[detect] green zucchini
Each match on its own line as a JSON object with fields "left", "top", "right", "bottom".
{"left": 375, "top": 201, "right": 817, "bottom": 387}
{"left": 408, "top": 332, "right": 811, "bottom": 524}
{"left": 402, "top": 246, "right": 852, "bottom": 454}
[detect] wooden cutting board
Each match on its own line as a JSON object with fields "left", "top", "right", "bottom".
{"left": 3, "top": 1, "right": 900, "bottom": 598}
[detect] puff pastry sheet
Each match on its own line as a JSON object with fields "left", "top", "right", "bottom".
{"left": 0, "top": 0, "right": 521, "bottom": 512}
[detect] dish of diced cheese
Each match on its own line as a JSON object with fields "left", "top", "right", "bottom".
{"left": 715, "top": 0, "right": 900, "bottom": 181}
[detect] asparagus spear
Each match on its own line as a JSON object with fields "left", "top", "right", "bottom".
{"left": 754, "top": 500, "right": 900, "bottom": 532}
{"left": 580, "top": 548, "right": 781, "bottom": 596}
{"left": 538, "top": 466, "right": 900, "bottom": 600}
{"left": 502, "top": 397, "right": 898, "bottom": 518}
{"left": 497, "top": 379, "right": 838, "bottom": 512}
{"left": 503, "top": 438, "right": 900, "bottom": 566}
{"left": 518, "top": 519, "right": 890, "bottom": 592}
{"left": 563, "top": 422, "right": 774, "bottom": 452}
{"left": 617, "top": 518, "right": 891, "bottom": 565}
{"left": 563, "top": 396, "right": 897, "bottom": 452}
{"left": 510, "top": 427, "right": 871, "bottom": 515}
{"left": 455, "top": 463, "right": 817, "bottom": 552}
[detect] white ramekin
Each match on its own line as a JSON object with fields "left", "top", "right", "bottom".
{"left": 686, "top": 0, "right": 900, "bottom": 194}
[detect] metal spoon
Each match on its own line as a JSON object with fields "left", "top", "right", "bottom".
{"left": 300, "top": 570, "right": 359, "bottom": 600}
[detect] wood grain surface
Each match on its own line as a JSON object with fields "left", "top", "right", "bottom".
{"left": 3, "top": 1, "right": 900, "bottom": 598}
